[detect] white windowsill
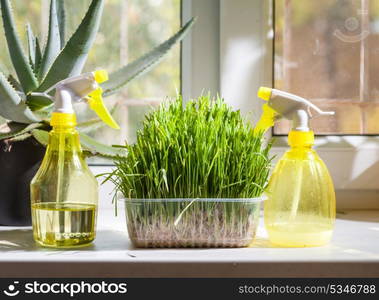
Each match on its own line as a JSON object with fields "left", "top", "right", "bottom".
{"left": 1, "top": 206, "right": 378, "bottom": 278}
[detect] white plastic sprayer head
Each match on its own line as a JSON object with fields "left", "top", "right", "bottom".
{"left": 52, "top": 72, "right": 102, "bottom": 113}
{"left": 257, "top": 87, "right": 334, "bottom": 132}
{"left": 47, "top": 70, "right": 119, "bottom": 129}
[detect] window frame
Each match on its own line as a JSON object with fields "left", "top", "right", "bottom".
{"left": 182, "top": 0, "right": 379, "bottom": 208}
{"left": 85, "top": 0, "right": 183, "bottom": 166}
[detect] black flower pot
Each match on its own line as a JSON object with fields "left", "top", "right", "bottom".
{"left": 0, "top": 137, "right": 45, "bottom": 226}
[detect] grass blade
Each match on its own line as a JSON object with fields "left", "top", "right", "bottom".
{"left": 108, "top": 95, "right": 272, "bottom": 199}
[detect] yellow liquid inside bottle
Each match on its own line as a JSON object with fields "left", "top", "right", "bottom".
{"left": 264, "top": 144, "right": 336, "bottom": 247}
{"left": 32, "top": 202, "right": 96, "bottom": 248}
{"left": 265, "top": 215, "right": 333, "bottom": 247}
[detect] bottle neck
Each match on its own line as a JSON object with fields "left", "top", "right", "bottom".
{"left": 51, "top": 125, "right": 77, "bottom": 133}
{"left": 50, "top": 112, "right": 77, "bottom": 127}
{"left": 48, "top": 125, "right": 82, "bottom": 154}
{"left": 288, "top": 130, "right": 314, "bottom": 148}
{"left": 48, "top": 112, "right": 81, "bottom": 152}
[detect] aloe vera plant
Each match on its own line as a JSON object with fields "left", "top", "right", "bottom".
{"left": 0, "top": 0, "right": 194, "bottom": 157}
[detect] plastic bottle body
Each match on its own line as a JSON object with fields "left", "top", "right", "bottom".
{"left": 264, "top": 146, "right": 336, "bottom": 247}
{"left": 30, "top": 126, "right": 98, "bottom": 248}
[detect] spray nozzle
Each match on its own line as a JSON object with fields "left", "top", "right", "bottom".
{"left": 255, "top": 87, "right": 334, "bottom": 133}
{"left": 47, "top": 70, "right": 119, "bottom": 129}
{"left": 93, "top": 69, "right": 109, "bottom": 83}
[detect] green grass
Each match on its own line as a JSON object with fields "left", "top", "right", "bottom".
{"left": 107, "top": 94, "right": 272, "bottom": 199}
{"left": 104, "top": 94, "right": 273, "bottom": 247}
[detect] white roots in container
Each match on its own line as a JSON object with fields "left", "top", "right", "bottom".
{"left": 125, "top": 200, "right": 261, "bottom": 248}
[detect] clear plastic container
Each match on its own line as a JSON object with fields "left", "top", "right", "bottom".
{"left": 123, "top": 197, "right": 265, "bottom": 248}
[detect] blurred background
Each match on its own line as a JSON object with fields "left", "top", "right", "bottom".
{"left": 275, "top": 0, "right": 379, "bottom": 135}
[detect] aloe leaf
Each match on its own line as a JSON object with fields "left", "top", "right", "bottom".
{"left": 102, "top": 18, "right": 195, "bottom": 97}
{"left": 0, "top": 122, "right": 25, "bottom": 139}
{"left": 7, "top": 132, "right": 32, "bottom": 142}
{"left": 37, "top": 0, "right": 104, "bottom": 92}
{"left": 35, "top": 38, "right": 42, "bottom": 71}
{"left": 0, "top": 122, "right": 42, "bottom": 140}
{"left": 0, "top": 71, "right": 40, "bottom": 123}
{"left": 31, "top": 129, "right": 48, "bottom": 146}
{"left": 0, "top": 0, "right": 38, "bottom": 93}
{"left": 79, "top": 132, "right": 127, "bottom": 157}
{"left": 39, "top": 0, "right": 61, "bottom": 80}
{"left": 26, "top": 94, "right": 53, "bottom": 111}
{"left": 31, "top": 128, "right": 126, "bottom": 158}
{"left": 30, "top": 104, "right": 54, "bottom": 120}
{"left": 76, "top": 118, "right": 104, "bottom": 134}
{"left": 26, "top": 23, "right": 36, "bottom": 69}
{"left": 57, "top": 0, "right": 66, "bottom": 48}
{"left": 8, "top": 74, "right": 22, "bottom": 92}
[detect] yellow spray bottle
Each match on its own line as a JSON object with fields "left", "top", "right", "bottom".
{"left": 256, "top": 87, "right": 336, "bottom": 247}
{"left": 30, "top": 70, "right": 119, "bottom": 248}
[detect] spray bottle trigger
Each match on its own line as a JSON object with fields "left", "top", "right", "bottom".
{"left": 87, "top": 88, "right": 120, "bottom": 129}
{"left": 254, "top": 103, "right": 277, "bottom": 135}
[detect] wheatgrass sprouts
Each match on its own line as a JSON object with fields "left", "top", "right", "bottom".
{"left": 105, "top": 95, "right": 273, "bottom": 247}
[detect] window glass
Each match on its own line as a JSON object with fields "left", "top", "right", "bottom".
{"left": 0, "top": 0, "right": 181, "bottom": 156}
{"left": 274, "top": 0, "right": 379, "bottom": 135}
